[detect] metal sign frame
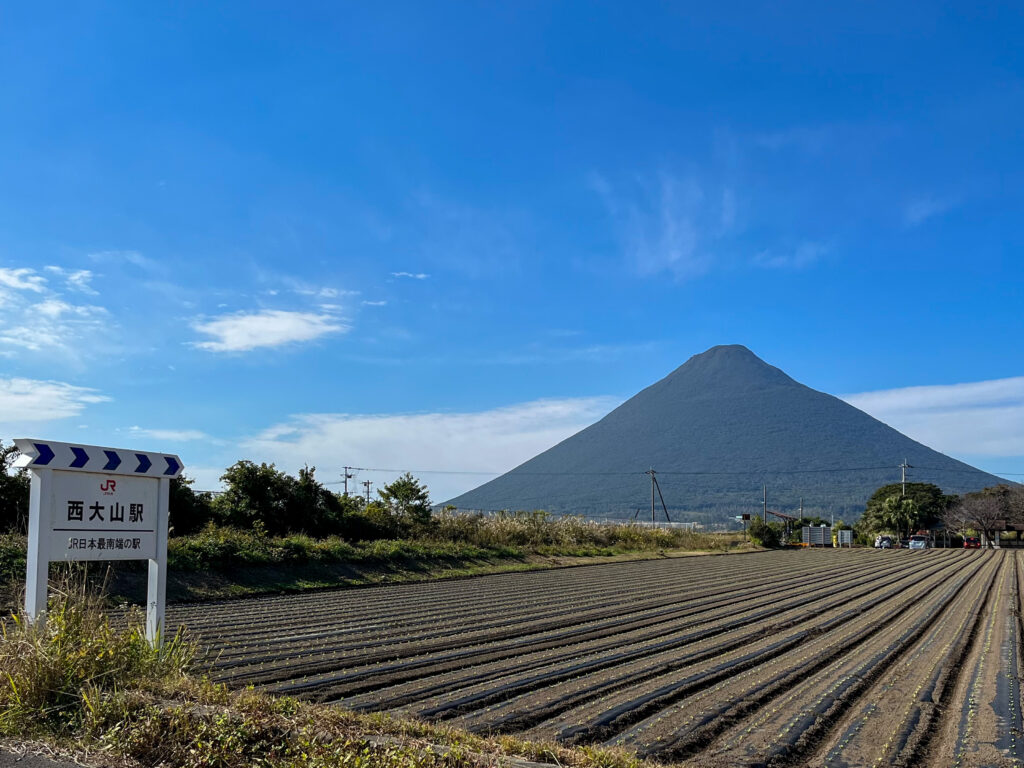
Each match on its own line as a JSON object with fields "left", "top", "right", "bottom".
{"left": 15, "top": 439, "right": 182, "bottom": 647}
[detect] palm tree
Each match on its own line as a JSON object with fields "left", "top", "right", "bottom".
{"left": 881, "top": 495, "right": 920, "bottom": 539}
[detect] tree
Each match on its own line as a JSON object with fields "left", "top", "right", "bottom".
{"left": 974, "top": 484, "right": 1024, "bottom": 528}
{"left": 168, "top": 475, "right": 215, "bottom": 536}
{"left": 214, "top": 461, "right": 299, "bottom": 536}
{"left": 291, "top": 465, "right": 346, "bottom": 536}
{"left": 862, "top": 482, "right": 954, "bottom": 533}
{"left": 378, "top": 473, "right": 432, "bottom": 527}
{"left": 879, "top": 495, "right": 920, "bottom": 539}
{"left": 212, "top": 461, "right": 350, "bottom": 537}
{"left": 946, "top": 488, "right": 1015, "bottom": 546}
{"left": 0, "top": 441, "right": 30, "bottom": 533}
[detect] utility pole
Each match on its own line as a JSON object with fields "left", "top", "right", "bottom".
{"left": 644, "top": 468, "right": 672, "bottom": 525}
{"left": 649, "top": 467, "right": 655, "bottom": 525}
{"left": 799, "top": 497, "right": 803, "bottom": 521}
{"left": 763, "top": 484, "right": 767, "bottom": 523}
{"left": 342, "top": 466, "right": 354, "bottom": 497}
{"left": 899, "top": 459, "right": 912, "bottom": 496}
{"left": 363, "top": 480, "right": 373, "bottom": 504}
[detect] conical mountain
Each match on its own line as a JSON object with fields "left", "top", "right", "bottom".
{"left": 445, "top": 345, "right": 1007, "bottom": 521}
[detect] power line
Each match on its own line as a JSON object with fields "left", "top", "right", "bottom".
{"left": 328, "top": 464, "right": 863, "bottom": 478}
{"left": 200, "top": 462, "right": 1023, "bottom": 495}
{"left": 323, "top": 464, "right": 986, "bottom": 480}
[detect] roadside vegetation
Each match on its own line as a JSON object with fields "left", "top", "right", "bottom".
{"left": 0, "top": 572, "right": 656, "bottom": 768}
{"left": 742, "top": 480, "right": 1024, "bottom": 549}
{"left": 0, "top": 441, "right": 738, "bottom": 605}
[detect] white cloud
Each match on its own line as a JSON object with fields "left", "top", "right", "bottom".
{"left": 0, "top": 378, "right": 109, "bottom": 423}
{"left": 31, "top": 299, "right": 105, "bottom": 319}
{"left": 843, "top": 376, "right": 1024, "bottom": 457}
{"left": 0, "top": 268, "right": 46, "bottom": 293}
{"left": 192, "top": 309, "right": 349, "bottom": 352}
{"left": 754, "top": 241, "right": 829, "bottom": 270}
{"left": 128, "top": 426, "right": 211, "bottom": 442}
{"left": 391, "top": 271, "right": 430, "bottom": 280}
{"left": 361, "top": 300, "right": 387, "bottom": 307}
{"left": 904, "top": 196, "right": 955, "bottom": 226}
{"left": 242, "top": 396, "right": 619, "bottom": 502}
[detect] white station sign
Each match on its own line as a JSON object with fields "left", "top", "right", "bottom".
{"left": 48, "top": 472, "right": 160, "bottom": 561}
{"left": 16, "top": 438, "right": 182, "bottom": 646}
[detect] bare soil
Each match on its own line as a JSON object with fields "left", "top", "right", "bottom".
{"left": 175, "top": 548, "right": 1019, "bottom": 767}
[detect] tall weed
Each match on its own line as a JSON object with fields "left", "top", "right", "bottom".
{"left": 0, "top": 568, "right": 194, "bottom": 735}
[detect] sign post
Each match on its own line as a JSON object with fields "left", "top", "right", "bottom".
{"left": 14, "top": 439, "right": 183, "bottom": 647}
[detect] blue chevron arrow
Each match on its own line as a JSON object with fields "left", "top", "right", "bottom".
{"left": 164, "top": 456, "right": 180, "bottom": 476}
{"left": 32, "top": 443, "right": 55, "bottom": 466}
{"left": 134, "top": 453, "right": 151, "bottom": 473}
{"left": 103, "top": 450, "right": 121, "bottom": 471}
{"left": 70, "top": 446, "right": 89, "bottom": 468}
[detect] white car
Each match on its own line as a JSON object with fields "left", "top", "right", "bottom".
{"left": 908, "top": 535, "right": 929, "bottom": 550}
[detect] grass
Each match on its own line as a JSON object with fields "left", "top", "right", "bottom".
{"left": 163, "top": 513, "right": 736, "bottom": 574}
{"left": 0, "top": 573, "right": 663, "bottom": 768}
{"left": 0, "top": 570, "right": 194, "bottom": 737}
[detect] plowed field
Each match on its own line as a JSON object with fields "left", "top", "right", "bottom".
{"left": 173, "top": 549, "right": 1024, "bottom": 767}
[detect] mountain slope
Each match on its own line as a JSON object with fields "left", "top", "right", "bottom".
{"left": 444, "top": 345, "right": 1006, "bottom": 521}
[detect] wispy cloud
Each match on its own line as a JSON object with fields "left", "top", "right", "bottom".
{"left": 292, "top": 285, "right": 359, "bottom": 299}
{"left": 482, "top": 341, "right": 660, "bottom": 366}
{"left": 592, "top": 171, "right": 734, "bottom": 279}
{"left": 242, "top": 396, "right": 619, "bottom": 501}
{"left": 843, "top": 376, "right": 1024, "bottom": 457}
{"left": 0, "top": 267, "right": 109, "bottom": 358}
{"left": 0, "top": 377, "right": 109, "bottom": 423}
{"left": 128, "top": 426, "right": 212, "bottom": 442}
{"left": 361, "top": 300, "right": 388, "bottom": 307}
{"left": 44, "top": 266, "right": 99, "bottom": 295}
{"left": 191, "top": 309, "right": 349, "bottom": 352}
{"left": 754, "top": 241, "right": 829, "bottom": 270}
{"left": 754, "top": 126, "right": 830, "bottom": 154}
{"left": 87, "top": 250, "right": 158, "bottom": 271}
{"left": 904, "top": 196, "right": 955, "bottom": 226}
{"left": 410, "top": 190, "right": 526, "bottom": 279}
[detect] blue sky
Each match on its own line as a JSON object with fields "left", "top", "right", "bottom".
{"left": 2, "top": 2, "right": 1023, "bottom": 501}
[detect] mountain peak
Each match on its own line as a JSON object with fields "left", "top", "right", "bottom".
{"left": 658, "top": 343, "right": 797, "bottom": 393}
{"left": 446, "top": 344, "right": 1005, "bottom": 519}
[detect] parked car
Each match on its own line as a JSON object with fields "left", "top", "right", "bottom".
{"left": 908, "top": 535, "right": 929, "bottom": 550}
{"left": 874, "top": 535, "right": 893, "bottom": 549}
{"left": 899, "top": 538, "right": 910, "bottom": 548}
{"left": 964, "top": 536, "right": 981, "bottom": 549}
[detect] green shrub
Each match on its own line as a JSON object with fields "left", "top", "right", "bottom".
{"left": 747, "top": 517, "right": 780, "bottom": 548}
{"left": 0, "top": 533, "right": 26, "bottom": 587}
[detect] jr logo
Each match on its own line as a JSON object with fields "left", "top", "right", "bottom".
{"left": 100, "top": 479, "right": 116, "bottom": 494}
